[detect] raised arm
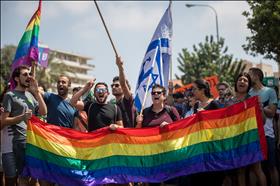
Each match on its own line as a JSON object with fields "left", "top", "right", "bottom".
{"left": 116, "top": 56, "right": 132, "bottom": 99}
{"left": 29, "top": 77, "right": 47, "bottom": 116}
{"left": 70, "top": 79, "right": 95, "bottom": 111}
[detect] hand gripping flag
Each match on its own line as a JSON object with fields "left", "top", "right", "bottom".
{"left": 23, "top": 96, "right": 267, "bottom": 185}
{"left": 12, "top": 0, "right": 41, "bottom": 70}
{"left": 134, "top": 5, "right": 172, "bottom": 112}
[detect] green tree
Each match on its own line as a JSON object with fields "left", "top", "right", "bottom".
{"left": 36, "top": 51, "right": 74, "bottom": 91}
{"left": 0, "top": 45, "right": 16, "bottom": 93}
{"left": 242, "top": 1, "right": 280, "bottom": 70}
{"left": 175, "top": 35, "right": 246, "bottom": 85}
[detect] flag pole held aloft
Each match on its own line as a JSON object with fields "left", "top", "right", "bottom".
{"left": 10, "top": 0, "right": 42, "bottom": 88}
{"left": 134, "top": 4, "right": 173, "bottom": 112}
{"left": 94, "top": 0, "right": 118, "bottom": 57}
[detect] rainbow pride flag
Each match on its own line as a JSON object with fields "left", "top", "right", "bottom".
{"left": 23, "top": 96, "right": 266, "bottom": 185}
{"left": 12, "top": 0, "right": 41, "bottom": 71}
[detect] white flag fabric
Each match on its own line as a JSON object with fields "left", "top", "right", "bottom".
{"left": 134, "top": 6, "right": 172, "bottom": 112}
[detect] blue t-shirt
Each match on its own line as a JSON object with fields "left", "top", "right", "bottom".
{"left": 44, "top": 92, "right": 78, "bottom": 128}
{"left": 249, "top": 87, "right": 277, "bottom": 107}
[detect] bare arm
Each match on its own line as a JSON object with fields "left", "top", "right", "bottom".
{"left": 1, "top": 111, "right": 32, "bottom": 129}
{"left": 166, "top": 81, "right": 174, "bottom": 106}
{"left": 135, "top": 114, "right": 143, "bottom": 128}
{"left": 263, "top": 104, "right": 277, "bottom": 118}
{"left": 70, "top": 79, "right": 95, "bottom": 111}
{"left": 29, "top": 77, "right": 47, "bottom": 116}
{"left": 116, "top": 56, "right": 131, "bottom": 100}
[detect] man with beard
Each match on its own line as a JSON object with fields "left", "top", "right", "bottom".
{"left": 43, "top": 75, "right": 78, "bottom": 128}
{"left": 111, "top": 56, "right": 136, "bottom": 128}
{"left": 70, "top": 80, "right": 123, "bottom": 132}
{"left": 1, "top": 65, "right": 47, "bottom": 186}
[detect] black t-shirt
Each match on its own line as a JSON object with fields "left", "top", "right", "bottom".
{"left": 84, "top": 101, "right": 122, "bottom": 132}
{"left": 204, "top": 100, "right": 220, "bottom": 110}
{"left": 116, "top": 95, "right": 136, "bottom": 128}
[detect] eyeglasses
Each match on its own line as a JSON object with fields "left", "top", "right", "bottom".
{"left": 111, "top": 84, "right": 120, "bottom": 88}
{"left": 151, "top": 91, "right": 163, "bottom": 95}
{"left": 95, "top": 88, "right": 108, "bottom": 94}
{"left": 21, "top": 72, "right": 32, "bottom": 77}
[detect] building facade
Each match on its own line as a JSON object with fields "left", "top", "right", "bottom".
{"left": 51, "top": 49, "right": 95, "bottom": 93}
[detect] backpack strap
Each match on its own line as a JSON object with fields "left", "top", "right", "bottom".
{"left": 114, "top": 104, "right": 117, "bottom": 124}
{"left": 165, "top": 105, "right": 177, "bottom": 122}
{"left": 87, "top": 102, "right": 95, "bottom": 118}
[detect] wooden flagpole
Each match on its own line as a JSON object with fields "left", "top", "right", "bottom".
{"left": 94, "top": 0, "right": 118, "bottom": 57}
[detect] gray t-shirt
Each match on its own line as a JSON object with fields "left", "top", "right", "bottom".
{"left": 3, "top": 90, "right": 39, "bottom": 144}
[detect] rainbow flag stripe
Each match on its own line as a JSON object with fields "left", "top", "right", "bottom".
{"left": 12, "top": 0, "right": 41, "bottom": 71}
{"left": 23, "top": 96, "right": 266, "bottom": 185}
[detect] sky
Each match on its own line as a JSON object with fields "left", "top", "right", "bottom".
{"left": 1, "top": 1, "right": 278, "bottom": 93}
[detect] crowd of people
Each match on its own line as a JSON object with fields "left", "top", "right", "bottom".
{"left": 0, "top": 56, "right": 279, "bottom": 186}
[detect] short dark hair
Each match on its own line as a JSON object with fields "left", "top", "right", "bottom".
{"left": 216, "top": 82, "right": 230, "bottom": 89}
{"left": 194, "top": 79, "right": 212, "bottom": 98}
{"left": 94, "top": 82, "right": 109, "bottom": 92}
{"left": 72, "top": 86, "right": 82, "bottom": 93}
{"left": 173, "top": 92, "right": 184, "bottom": 99}
{"left": 152, "top": 84, "right": 166, "bottom": 96}
{"left": 249, "top": 67, "right": 264, "bottom": 81}
{"left": 234, "top": 72, "right": 252, "bottom": 93}
{"left": 12, "top": 65, "right": 30, "bottom": 86}
{"left": 112, "top": 76, "right": 131, "bottom": 90}
{"left": 58, "top": 74, "right": 71, "bottom": 87}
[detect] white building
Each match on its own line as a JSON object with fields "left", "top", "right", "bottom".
{"left": 51, "top": 49, "right": 94, "bottom": 92}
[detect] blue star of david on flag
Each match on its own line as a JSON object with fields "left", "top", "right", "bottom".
{"left": 134, "top": 5, "right": 172, "bottom": 112}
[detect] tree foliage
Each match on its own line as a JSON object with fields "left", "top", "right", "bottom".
{"left": 36, "top": 51, "right": 74, "bottom": 91}
{"left": 242, "top": 1, "right": 280, "bottom": 63}
{"left": 0, "top": 45, "right": 16, "bottom": 93}
{"left": 175, "top": 35, "right": 246, "bottom": 85}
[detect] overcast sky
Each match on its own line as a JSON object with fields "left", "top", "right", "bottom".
{"left": 1, "top": 1, "right": 278, "bottom": 92}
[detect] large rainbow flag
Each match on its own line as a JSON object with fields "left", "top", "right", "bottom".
{"left": 12, "top": 0, "right": 41, "bottom": 71}
{"left": 23, "top": 96, "right": 267, "bottom": 185}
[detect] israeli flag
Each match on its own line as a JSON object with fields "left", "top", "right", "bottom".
{"left": 134, "top": 6, "right": 172, "bottom": 112}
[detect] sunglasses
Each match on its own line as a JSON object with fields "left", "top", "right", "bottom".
{"left": 21, "top": 72, "right": 32, "bottom": 77}
{"left": 95, "top": 88, "right": 108, "bottom": 94}
{"left": 151, "top": 91, "right": 163, "bottom": 96}
{"left": 111, "top": 84, "right": 120, "bottom": 88}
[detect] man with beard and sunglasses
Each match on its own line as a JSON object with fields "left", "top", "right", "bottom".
{"left": 1, "top": 65, "right": 47, "bottom": 186}
{"left": 70, "top": 80, "right": 123, "bottom": 132}
{"left": 43, "top": 75, "right": 78, "bottom": 129}
{"left": 111, "top": 56, "right": 137, "bottom": 128}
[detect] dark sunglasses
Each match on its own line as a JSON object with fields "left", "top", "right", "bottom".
{"left": 151, "top": 91, "right": 163, "bottom": 96}
{"left": 111, "top": 84, "right": 120, "bottom": 88}
{"left": 21, "top": 72, "right": 32, "bottom": 77}
{"left": 95, "top": 88, "right": 108, "bottom": 94}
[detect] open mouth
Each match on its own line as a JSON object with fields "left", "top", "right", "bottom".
{"left": 98, "top": 94, "right": 105, "bottom": 98}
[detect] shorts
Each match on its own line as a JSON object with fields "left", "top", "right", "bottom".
{"left": 13, "top": 142, "right": 26, "bottom": 176}
{"left": 265, "top": 136, "right": 277, "bottom": 168}
{"left": 2, "top": 152, "right": 17, "bottom": 177}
